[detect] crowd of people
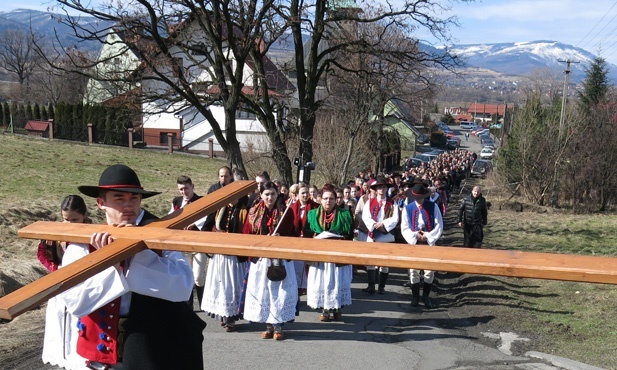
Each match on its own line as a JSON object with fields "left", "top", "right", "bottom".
{"left": 37, "top": 147, "right": 489, "bottom": 369}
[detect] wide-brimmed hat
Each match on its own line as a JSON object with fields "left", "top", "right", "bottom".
{"left": 78, "top": 164, "right": 161, "bottom": 199}
{"left": 407, "top": 183, "right": 430, "bottom": 201}
{"left": 369, "top": 177, "right": 391, "bottom": 190}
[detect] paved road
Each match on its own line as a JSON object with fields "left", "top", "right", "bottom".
{"left": 190, "top": 272, "right": 594, "bottom": 370}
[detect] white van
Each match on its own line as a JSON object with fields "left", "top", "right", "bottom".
{"left": 460, "top": 121, "right": 477, "bottom": 130}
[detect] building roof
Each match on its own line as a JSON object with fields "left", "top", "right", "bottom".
{"left": 24, "top": 121, "right": 49, "bottom": 132}
{"left": 467, "top": 103, "right": 512, "bottom": 116}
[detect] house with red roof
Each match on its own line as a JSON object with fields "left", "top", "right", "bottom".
{"left": 467, "top": 103, "right": 511, "bottom": 123}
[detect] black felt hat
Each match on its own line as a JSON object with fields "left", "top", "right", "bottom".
{"left": 78, "top": 164, "right": 161, "bottom": 199}
{"left": 369, "top": 177, "right": 392, "bottom": 190}
{"left": 407, "top": 183, "right": 430, "bottom": 201}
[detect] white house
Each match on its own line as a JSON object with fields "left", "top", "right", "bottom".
{"left": 83, "top": 29, "right": 142, "bottom": 105}
{"left": 86, "top": 18, "right": 294, "bottom": 153}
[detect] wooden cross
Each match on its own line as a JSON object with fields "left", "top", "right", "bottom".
{"left": 3, "top": 179, "right": 617, "bottom": 320}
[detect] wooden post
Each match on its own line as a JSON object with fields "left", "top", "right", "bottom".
{"left": 87, "top": 123, "right": 93, "bottom": 144}
{"left": 128, "top": 128, "right": 134, "bottom": 149}
{"left": 167, "top": 133, "right": 174, "bottom": 154}
{"left": 47, "top": 119, "right": 54, "bottom": 141}
{"left": 208, "top": 138, "right": 214, "bottom": 158}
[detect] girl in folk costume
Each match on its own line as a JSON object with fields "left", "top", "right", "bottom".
{"left": 38, "top": 195, "right": 92, "bottom": 272}
{"left": 242, "top": 181, "right": 298, "bottom": 341}
{"left": 303, "top": 184, "right": 354, "bottom": 322}
{"left": 201, "top": 196, "right": 250, "bottom": 332}
{"left": 361, "top": 177, "right": 400, "bottom": 294}
{"left": 401, "top": 183, "right": 443, "bottom": 309}
{"left": 289, "top": 183, "right": 319, "bottom": 294}
{"left": 42, "top": 195, "right": 92, "bottom": 369}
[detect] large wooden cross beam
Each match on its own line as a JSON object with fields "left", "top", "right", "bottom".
{"left": 3, "top": 179, "right": 617, "bottom": 320}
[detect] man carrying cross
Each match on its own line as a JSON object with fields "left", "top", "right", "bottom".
{"left": 51, "top": 164, "right": 205, "bottom": 370}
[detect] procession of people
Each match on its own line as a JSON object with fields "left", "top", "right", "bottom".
{"left": 36, "top": 144, "right": 487, "bottom": 369}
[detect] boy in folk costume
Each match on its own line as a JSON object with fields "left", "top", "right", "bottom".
{"left": 361, "top": 177, "right": 400, "bottom": 294}
{"left": 58, "top": 164, "right": 205, "bottom": 370}
{"left": 169, "top": 175, "right": 206, "bottom": 309}
{"left": 401, "top": 183, "right": 444, "bottom": 309}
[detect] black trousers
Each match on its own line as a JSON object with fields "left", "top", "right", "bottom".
{"left": 463, "top": 223, "right": 484, "bottom": 248}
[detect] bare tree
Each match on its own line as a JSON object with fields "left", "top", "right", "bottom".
{"left": 312, "top": 110, "right": 373, "bottom": 184}
{"left": 285, "top": 0, "right": 460, "bottom": 183}
{"left": 0, "top": 29, "right": 40, "bottom": 89}
{"left": 39, "top": 0, "right": 292, "bottom": 180}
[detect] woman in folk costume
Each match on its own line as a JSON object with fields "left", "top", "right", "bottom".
{"left": 303, "top": 184, "right": 354, "bottom": 322}
{"left": 242, "top": 181, "right": 298, "bottom": 340}
{"left": 42, "top": 195, "right": 91, "bottom": 369}
{"left": 361, "top": 177, "right": 400, "bottom": 294}
{"left": 201, "top": 196, "right": 249, "bottom": 332}
{"left": 289, "top": 182, "right": 320, "bottom": 294}
{"left": 401, "top": 183, "right": 443, "bottom": 309}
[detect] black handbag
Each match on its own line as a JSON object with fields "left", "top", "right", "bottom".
{"left": 266, "top": 259, "right": 287, "bottom": 281}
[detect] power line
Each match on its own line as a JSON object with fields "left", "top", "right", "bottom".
{"left": 590, "top": 21, "right": 617, "bottom": 55}
{"left": 577, "top": 0, "right": 617, "bottom": 49}
{"left": 581, "top": 1, "right": 617, "bottom": 49}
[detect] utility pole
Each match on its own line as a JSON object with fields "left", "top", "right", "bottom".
{"left": 550, "top": 59, "right": 578, "bottom": 208}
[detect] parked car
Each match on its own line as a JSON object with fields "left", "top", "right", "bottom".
{"left": 405, "top": 157, "right": 424, "bottom": 170}
{"left": 447, "top": 137, "right": 461, "bottom": 149}
{"left": 471, "top": 159, "right": 493, "bottom": 178}
{"left": 481, "top": 137, "right": 494, "bottom": 147}
{"left": 460, "top": 121, "right": 478, "bottom": 130}
{"left": 480, "top": 147, "right": 495, "bottom": 159}
{"left": 429, "top": 148, "right": 447, "bottom": 155}
{"left": 417, "top": 134, "right": 430, "bottom": 144}
{"left": 416, "top": 153, "right": 438, "bottom": 163}
{"left": 473, "top": 128, "right": 490, "bottom": 136}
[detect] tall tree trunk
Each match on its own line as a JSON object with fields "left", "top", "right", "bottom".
{"left": 340, "top": 134, "right": 356, "bottom": 185}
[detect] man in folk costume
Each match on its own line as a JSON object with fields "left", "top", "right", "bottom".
{"left": 401, "top": 183, "right": 444, "bottom": 309}
{"left": 59, "top": 164, "right": 205, "bottom": 369}
{"left": 169, "top": 175, "right": 206, "bottom": 309}
{"left": 361, "top": 177, "right": 400, "bottom": 294}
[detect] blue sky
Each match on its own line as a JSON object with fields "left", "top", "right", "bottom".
{"left": 4, "top": 0, "right": 617, "bottom": 64}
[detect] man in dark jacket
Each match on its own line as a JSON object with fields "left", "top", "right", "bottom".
{"left": 458, "top": 185, "right": 488, "bottom": 248}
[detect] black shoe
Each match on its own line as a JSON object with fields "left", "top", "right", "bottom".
{"left": 411, "top": 296, "right": 419, "bottom": 306}
{"left": 378, "top": 286, "right": 385, "bottom": 295}
{"left": 423, "top": 296, "right": 433, "bottom": 309}
{"left": 403, "top": 281, "right": 412, "bottom": 288}
{"left": 362, "top": 285, "right": 376, "bottom": 294}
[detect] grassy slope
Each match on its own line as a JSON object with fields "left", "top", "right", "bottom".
{"left": 1, "top": 135, "right": 617, "bottom": 368}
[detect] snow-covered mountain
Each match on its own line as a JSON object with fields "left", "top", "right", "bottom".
{"left": 449, "top": 41, "right": 612, "bottom": 82}
{"left": 0, "top": 8, "right": 111, "bottom": 51}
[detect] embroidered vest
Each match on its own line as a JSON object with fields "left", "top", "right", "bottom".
{"left": 368, "top": 197, "right": 394, "bottom": 238}
{"left": 75, "top": 210, "right": 159, "bottom": 365}
{"left": 405, "top": 199, "right": 436, "bottom": 232}
{"left": 172, "top": 193, "right": 201, "bottom": 211}
{"left": 76, "top": 245, "right": 122, "bottom": 364}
